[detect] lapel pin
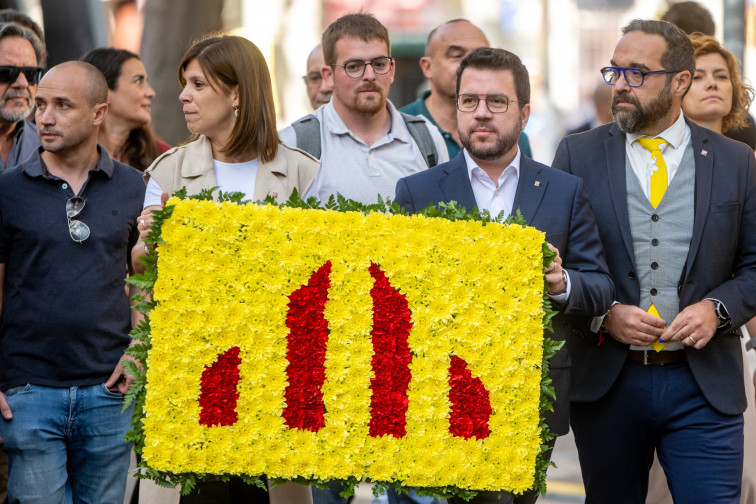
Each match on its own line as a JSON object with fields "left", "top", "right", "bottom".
{"left": 701, "top": 150, "right": 708, "bottom": 156}
{"left": 534, "top": 181, "right": 541, "bottom": 187}
{"left": 272, "top": 192, "right": 278, "bottom": 198}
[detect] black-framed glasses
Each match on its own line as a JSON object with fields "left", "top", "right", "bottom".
{"left": 333, "top": 56, "right": 393, "bottom": 79}
{"left": 66, "top": 196, "right": 90, "bottom": 243}
{"left": 0, "top": 66, "right": 44, "bottom": 85}
{"left": 600, "top": 66, "right": 680, "bottom": 88}
{"left": 302, "top": 71, "right": 322, "bottom": 86}
{"left": 456, "top": 94, "right": 517, "bottom": 113}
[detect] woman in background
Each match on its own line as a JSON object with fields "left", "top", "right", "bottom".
{"left": 646, "top": 33, "right": 756, "bottom": 504}
{"left": 81, "top": 48, "right": 169, "bottom": 170}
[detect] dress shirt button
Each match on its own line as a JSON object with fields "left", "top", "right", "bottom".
{"left": 651, "top": 262, "right": 659, "bottom": 270}
{"left": 628, "top": 272, "right": 636, "bottom": 280}
{"left": 651, "top": 239, "right": 659, "bottom": 246}
{"left": 651, "top": 214, "right": 659, "bottom": 222}
{"left": 61, "top": 183, "right": 68, "bottom": 190}
{"left": 650, "top": 288, "right": 658, "bottom": 296}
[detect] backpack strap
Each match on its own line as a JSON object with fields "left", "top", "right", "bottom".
{"left": 400, "top": 111, "right": 439, "bottom": 168}
{"left": 291, "top": 114, "right": 322, "bottom": 159}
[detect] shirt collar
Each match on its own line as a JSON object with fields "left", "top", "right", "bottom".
{"left": 463, "top": 147, "right": 521, "bottom": 184}
{"left": 321, "top": 98, "right": 412, "bottom": 144}
{"left": 627, "top": 109, "right": 686, "bottom": 149}
{"left": 22, "top": 145, "right": 114, "bottom": 179}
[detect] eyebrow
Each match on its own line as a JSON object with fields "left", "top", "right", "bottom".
{"left": 445, "top": 44, "right": 467, "bottom": 54}
{"left": 610, "top": 59, "right": 652, "bottom": 71}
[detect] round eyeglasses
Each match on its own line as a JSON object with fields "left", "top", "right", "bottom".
{"left": 333, "top": 57, "right": 393, "bottom": 79}
{"left": 600, "top": 66, "right": 681, "bottom": 88}
{"left": 456, "top": 94, "right": 517, "bottom": 114}
{"left": 66, "top": 196, "right": 90, "bottom": 243}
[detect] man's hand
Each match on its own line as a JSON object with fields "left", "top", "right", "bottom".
{"left": 0, "top": 390, "right": 11, "bottom": 445}
{"left": 104, "top": 351, "right": 141, "bottom": 395}
{"left": 544, "top": 243, "right": 567, "bottom": 294}
{"left": 660, "top": 300, "right": 718, "bottom": 349}
{"left": 603, "top": 304, "right": 666, "bottom": 346}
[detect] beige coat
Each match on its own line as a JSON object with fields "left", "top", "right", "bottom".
{"left": 144, "top": 135, "right": 319, "bottom": 203}
{"left": 138, "top": 135, "right": 317, "bottom": 504}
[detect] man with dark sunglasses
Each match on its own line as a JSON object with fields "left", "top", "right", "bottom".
{"left": 0, "top": 22, "right": 44, "bottom": 173}
{"left": 0, "top": 61, "right": 145, "bottom": 504}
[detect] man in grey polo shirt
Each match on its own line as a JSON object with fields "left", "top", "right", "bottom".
{"left": 279, "top": 12, "right": 448, "bottom": 205}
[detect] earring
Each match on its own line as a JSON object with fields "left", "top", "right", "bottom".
{"left": 234, "top": 104, "right": 239, "bottom": 117}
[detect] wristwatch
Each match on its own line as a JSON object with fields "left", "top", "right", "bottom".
{"left": 704, "top": 298, "right": 731, "bottom": 329}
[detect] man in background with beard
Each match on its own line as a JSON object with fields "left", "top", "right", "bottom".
{"left": 280, "top": 12, "right": 448, "bottom": 205}
{"left": 552, "top": 19, "right": 756, "bottom": 502}
{"left": 0, "top": 21, "right": 44, "bottom": 172}
{"left": 395, "top": 47, "right": 614, "bottom": 504}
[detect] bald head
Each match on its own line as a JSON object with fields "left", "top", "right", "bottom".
{"left": 304, "top": 43, "right": 332, "bottom": 109}
{"left": 42, "top": 61, "right": 108, "bottom": 107}
{"left": 421, "top": 20, "right": 489, "bottom": 100}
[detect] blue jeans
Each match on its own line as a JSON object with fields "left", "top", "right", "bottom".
{"left": 0, "top": 384, "right": 134, "bottom": 504}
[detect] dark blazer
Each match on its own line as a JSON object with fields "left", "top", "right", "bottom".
{"left": 395, "top": 152, "right": 614, "bottom": 435}
{"left": 552, "top": 118, "right": 756, "bottom": 415}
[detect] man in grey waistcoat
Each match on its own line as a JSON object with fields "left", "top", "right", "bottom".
{"left": 552, "top": 19, "right": 756, "bottom": 503}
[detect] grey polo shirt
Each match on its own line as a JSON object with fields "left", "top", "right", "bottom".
{"left": 280, "top": 100, "right": 448, "bottom": 205}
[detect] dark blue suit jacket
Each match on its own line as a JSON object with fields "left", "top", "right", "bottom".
{"left": 395, "top": 152, "right": 614, "bottom": 435}
{"left": 552, "top": 118, "right": 756, "bottom": 415}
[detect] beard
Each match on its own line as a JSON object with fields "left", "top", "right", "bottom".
{"left": 38, "top": 126, "right": 91, "bottom": 156}
{"left": 460, "top": 116, "right": 522, "bottom": 161}
{"left": 350, "top": 83, "right": 386, "bottom": 115}
{"left": 612, "top": 83, "right": 673, "bottom": 134}
{"left": 0, "top": 89, "right": 32, "bottom": 122}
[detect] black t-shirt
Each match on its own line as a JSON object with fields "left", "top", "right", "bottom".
{"left": 0, "top": 147, "right": 145, "bottom": 390}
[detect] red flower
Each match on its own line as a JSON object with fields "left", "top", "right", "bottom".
{"left": 448, "top": 355, "right": 491, "bottom": 440}
{"left": 199, "top": 346, "right": 242, "bottom": 427}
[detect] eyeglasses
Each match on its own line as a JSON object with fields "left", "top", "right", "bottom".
{"left": 0, "top": 66, "right": 44, "bottom": 85}
{"left": 302, "top": 71, "right": 322, "bottom": 86}
{"left": 333, "top": 56, "right": 393, "bottom": 79}
{"left": 600, "top": 66, "right": 680, "bottom": 88}
{"left": 456, "top": 94, "right": 517, "bottom": 113}
{"left": 66, "top": 197, "right": 90, "bottom": 243}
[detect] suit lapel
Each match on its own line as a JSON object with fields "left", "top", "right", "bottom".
{"left": 606, "top": 124, "right": 636, "bottom": 264}
{"left": 438, "top": 154, "right": 477, "bottom": 212}
{"left": 512, "top": 156, "right": 547, "bottom": 222}
{"left": 685, "top": 120, "right": 713, "bottom": 277}
{"left": 253, "top": 151, "right": 288, "bottom": 202}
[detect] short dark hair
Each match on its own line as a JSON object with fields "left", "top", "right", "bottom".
{"left": 322, "top": 12, "right": 390, "bottom": 66}
{"left": 179, "top": 34, "right": 279, "bottom": 163}
{"left": 456, "top": 47, "right": 530, "bottom": 106}
{"left": 0, "top": 22, "right": 44, "bottom": 68}
{"left": 661, "top": 2, "right": 715, "bottom": 36}
{"left": 622, "top": 19, "right": 696, "bottom": 83}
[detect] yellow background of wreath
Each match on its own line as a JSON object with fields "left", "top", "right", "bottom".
{"left": 143, "top": 199, "right": 545, "bottom": 493}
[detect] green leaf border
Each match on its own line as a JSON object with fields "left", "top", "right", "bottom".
{"left": 124, "top": 188, "right": 562, "bottom": 501}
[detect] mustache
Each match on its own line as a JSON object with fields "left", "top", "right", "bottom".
{"left": 38, "top": 127, "right": 62, "bottom": 136}
{"left": 3, "top": 89, "right": 31, "bottom": 101}
{"left": 466, "top": 122, "right": 499, "bottom": 134}
{"left": 612, "top": 90, "right": 639, "bottom": 108}
{"left": 356, "top": 83, "right": 381, "bottom": 93}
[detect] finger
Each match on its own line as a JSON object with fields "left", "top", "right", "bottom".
{"left": 0, "top": 394, "right": 12, "bottom": 420}
{"left": 161, "top": 191, "right": 170, "bottom": 207}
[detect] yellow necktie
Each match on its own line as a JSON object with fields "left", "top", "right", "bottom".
{"left": 637, "top": 137, "right": 668, "bottom": 208}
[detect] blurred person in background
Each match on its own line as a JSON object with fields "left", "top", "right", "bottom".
{"left": 0, "top": 22, "right": 44, "bottom": 172}
{"left": 566, "top": 82, "right": 613, "bottom": 135}
{"left": 645, "top": 33, "right": 756, "bottom": 504}
{"left": 303, "top": 44, "right": 332, "bottom": 110}
{"left": 81, "top": 48, "right": 170, "bottom": 171}
{"left": 399, "top": 19, "right": 532, "bottom": 159}
{"left": 661, "top": 1, "right": 756, "bottom": 149}
{"left": 131, "top": 34, "right": 318, "bottom": 504}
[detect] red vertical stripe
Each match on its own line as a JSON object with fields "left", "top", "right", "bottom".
{"left": 283, "top": 261, "right": 332, "bottom": 432}
{"left": 368, "top": 263, "right": 413, "bottom": 438}
{"left": 448, "top": 355, "right": 491, "bottom": 440}
{"left": 199, "top": 346, "right": 242, "bottom": 427}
